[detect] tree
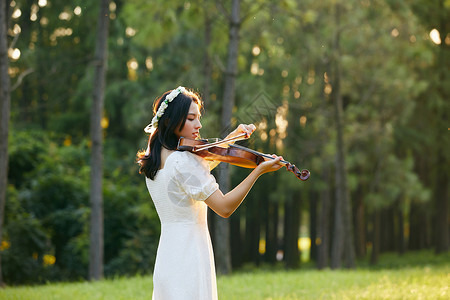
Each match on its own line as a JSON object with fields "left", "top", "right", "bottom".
{"left": 214, "top": 0, "right": 241, "bottom": 275}
{"left": 89, "top": 0, "right": 110, "bottom": 280}
{"left": 329, "top": 2, "right": 355, "bottom": 269}
{"left": 0, "top": 0, "right": 11, "bottom": 287}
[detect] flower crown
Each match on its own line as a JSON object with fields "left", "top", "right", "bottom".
{"left": 144, "top": 86, "right": 186, "bottom": 133}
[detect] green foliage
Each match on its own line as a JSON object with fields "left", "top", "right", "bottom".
{"left": 3, "top": 130, "right": 160, "bottom": 284}
{"left": 4, "top": 0, "right": 448, "bottom": 285}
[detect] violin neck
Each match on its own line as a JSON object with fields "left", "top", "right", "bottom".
{"left": 230, "top": 144, "right": 290, "bottom": 165}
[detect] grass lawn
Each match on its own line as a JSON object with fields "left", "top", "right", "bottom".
{"left": 1, "top": 251, "right": 448, "bottom": 299}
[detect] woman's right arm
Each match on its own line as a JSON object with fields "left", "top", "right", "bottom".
{"left": 204, "top": 157, "right": 282, "bottom": 218}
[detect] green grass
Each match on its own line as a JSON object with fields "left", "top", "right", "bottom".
{"left": 1, "top": 251, "right": 449, "bottom": 299}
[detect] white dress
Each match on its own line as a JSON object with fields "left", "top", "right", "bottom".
{"left": 146, "top": 151, "right": 219, "bottom": 300}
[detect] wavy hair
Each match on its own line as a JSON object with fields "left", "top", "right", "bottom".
{"left": 136, "top": 88, "right": 202, "bottom": 179}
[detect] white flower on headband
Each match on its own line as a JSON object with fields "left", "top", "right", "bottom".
{"left": 144, "top": 86, "right": 186, "bottom": 133}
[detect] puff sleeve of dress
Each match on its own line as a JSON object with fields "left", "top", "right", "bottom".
{"left": 166, "top": 151, "right": 219, "bottom": 202}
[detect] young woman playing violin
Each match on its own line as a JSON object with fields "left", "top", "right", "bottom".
{"left": 136, "top": 86, "right": 284, "bottom": 300}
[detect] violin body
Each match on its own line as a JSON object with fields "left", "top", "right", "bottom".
{"left": 177, "top": 137, "right": 310, "bottom": 181}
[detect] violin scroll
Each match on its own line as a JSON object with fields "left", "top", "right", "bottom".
{"left": 286, "top": 163, "right": 310, "bottom": 181}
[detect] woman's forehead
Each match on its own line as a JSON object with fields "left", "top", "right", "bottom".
{"left": 188, "top": 101, "right": 201, "bottom": 114}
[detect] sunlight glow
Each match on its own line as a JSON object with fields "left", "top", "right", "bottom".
{"left": 145, "top": 57, "right": 154, "bottom": 70}
{"left": 30, "top": 4, "right": 39, "bottom": 21}
{"left": 252, "top": 45, "right": 261, "bottom": 56}
{"left": 110, "top": 2, "right": 117, "bottom": 12}
{"left": 38, "top": 0, "right": 47, "bottom": 7}
{"left": 40, "top": 17, "right": 49, "bottom": 26}
{"left": 260, "top": 131, "right": 268, "bottom": 141}
{"left": 276, "top": 102, "right": 289, "bottom": 140}
{"left": 298, "top": 237, "right": 311, "bottom": 251}
{"left": 8, "top": 67, "right": 19, "bottom": 77}
{"left": 63, "top": 136, "right": 72, "bottom": 146}
{"left": 0, "top": 240, "right": 10, "bottom": 251}
{"left": 59, "top": 12, "right": 71, "bottom": 21}
{"left": 250, "top": 62, "right": 264, "bottom": 75}
{"left": 307, "top": 69, "right": 315, "bottom": 85}
{"left": 429, "top": 29, "right": 441, "bottom": 45}
{"left": 9, "top": 48, "right": 21, "bottom": 60}
{"left": 74, "top": 6, "right": 82, "bottom": 16}
{"left": 259, "top": 239, "right": 266, "bottom": 254}
{"left": 251, "top": 63, "right": 258, "bottom": 75}
{"left": 300, "top": 116, "right": 307, "bottom": 128}
{"left": 126, "top": 27, "right": 136, "bottom": 37}
{"left": 12, "top": 8, "right": 21, "bottom": 19}
{"left": 128, "top": 58, "right": 139, "bottom": 70}
{"left": 101, "top": 117, "right": 109, "bottom": 129}
{"left": 324, "top": 83, "right": 332, "bottom": 95}
{"left": 13, "top": 24, "right": 21, "bottom": 35}
{"left": 127, "top": 58, "right": 139, "bottom": 81}
{"left": 43, "top": 254, "right": 56, "bottom": 266}
{"left": 50, "top": 28, "right": 73, "bottom": 41}
{"left": 391, "top": 28, "right": 399, "bottom": 37}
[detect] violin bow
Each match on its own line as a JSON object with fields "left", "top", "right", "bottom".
{"left": 193, "top": 133, "right": 248, "bottom": 152}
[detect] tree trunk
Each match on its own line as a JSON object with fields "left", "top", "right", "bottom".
{"left": 245, "top": 195, "right": 260, "bottom": 265}
{"left": 370, "top": 210, "right": 380, "bottom": 265}
{"left": 409, "top": 202, "right": 430, "bottom": 250}
{"left": 214, "top": 0, "right": 240, "bottom": 275}
{"left": 317, "top": 167, "right": 331, "bottom": 269}
{"left": 432, "top": 95, "right": 449, "bottom": 253}
{"left": 434, "top": 155, "right": 449, "bottom": 254}
{"left": 354, "top": 187, "right": 366, "bottom": 258}
{"left": 284, "top": 193, "right": 300, "bottom": 269}
{"left": 433, "top": 0, "right": 449, "bottom": 255}
{"left": 214, "top": 165, "right": 232, "bottom": 274}
{"left": 330, "top": 2, "right": 355, "bottom": 269}
{"left": 309, "top": 192, "right": 318, "bottom": 262}
{"left": 265, "top": 198, "right": 279, "bottom": 264}
{"left": 230, "top": 209, "right": 242, "bottom": 268}
{"left": 202, "top": 12, "right": 212, "bottom": 109}
{"left": 317, "top": 60, "right": 331, "bottom": 270}
{"left": 89, "top": 0, "right": 110, "bottom": 281}
{"left": 396, "top": 198, "right": 406, "bottom": 254}
{"left": 0, "top": 0, "right": 11, "bottom": 287}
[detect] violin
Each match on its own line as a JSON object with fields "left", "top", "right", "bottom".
{"left": 177, "top": 133, "right": 310, "bottom": 181}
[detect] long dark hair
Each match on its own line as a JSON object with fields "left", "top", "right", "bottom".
{"left": 137, "top": 88, "right": 203, "bottom": 180}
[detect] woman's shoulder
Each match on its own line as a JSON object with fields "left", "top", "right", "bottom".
{"left": 165, "top": 150, "right": 207, "bottom": 170}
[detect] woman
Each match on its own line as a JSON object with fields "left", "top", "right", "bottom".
{"left": 137, "top": 86, "right": 283, "bottom": 300}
